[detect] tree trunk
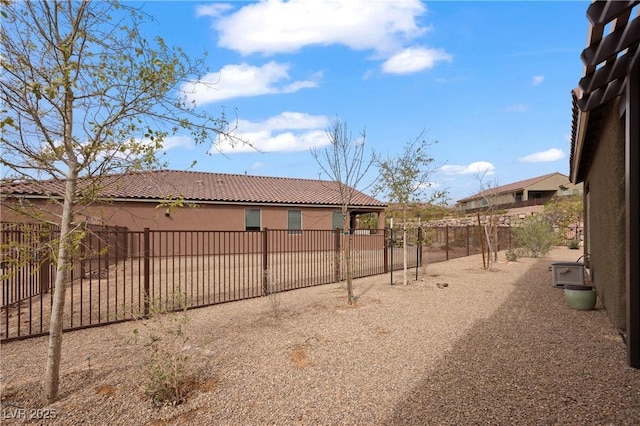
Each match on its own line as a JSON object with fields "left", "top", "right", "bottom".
{"left": 44, "top": 173, "right": 78, "bottom": 403}
{"left": 483, "top": 222, "right": 493, "bottom": 270}
{"left": 45, "top": 74, "right": 78, "bottom": 403}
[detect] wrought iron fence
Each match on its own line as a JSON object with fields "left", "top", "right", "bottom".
{"left": 1, "top": 224, "right": 513, "bottom": 342}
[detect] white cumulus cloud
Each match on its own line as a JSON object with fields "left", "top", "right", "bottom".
{"left": 518, "top": 148, "right": 565, "bottom": 163}
{"left": 180, "top": 62, "right": 320, "bottom": 106}
{"left": 203, "top": 0, "right": 429, "bottom": 56}
{"left": 532, "top": 75, "right": 544, "bottom": 85}
{"left": 440, "top": 161, "right": 495, "bottom": 176}
{"left": 382, "top": 47, "right": 453, "bottom": 74}
{"left": 198, "top": 0, "right": 450, "bottom": 75}
{"left": 211, "top": 112, "right": 331, "bottom": 154}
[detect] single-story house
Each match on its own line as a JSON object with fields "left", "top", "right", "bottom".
{"left": 569, "top": 0, "right": 638, "bottom": 368}
{"left": 456, "top": 172, "right": 583, "bottom": 213}
{"left": 0, "top": 169, "right": 387, "bottom": 233}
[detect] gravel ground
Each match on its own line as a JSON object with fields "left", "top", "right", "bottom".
{"left": 1, "top": 247, "right": 639, "bottom": 425}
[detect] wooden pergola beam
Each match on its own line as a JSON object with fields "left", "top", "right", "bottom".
{"left": 580, "top": 15, "right": 640, "bottom": 67}
{"left": 578, "top": 76, "right": 627, "bottom": 111}
{"left": 579, "top": 46, "right": 637, "bottom": 93}
{"left": 587, "top": 0, "right": 638, "bottom": 25}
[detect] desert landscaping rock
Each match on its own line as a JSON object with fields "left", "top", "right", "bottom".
{"left": 1, "top": 247, "right": 638, "bottom": 425}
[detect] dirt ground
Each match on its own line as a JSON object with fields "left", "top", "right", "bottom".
{"left": 1, "top": 247, "right": 638, "bottom": 425}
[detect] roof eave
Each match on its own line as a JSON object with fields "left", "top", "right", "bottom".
{"left": 1, "top": 193, "right": 387, "bottom": 210}
{"left": 570, "top": 107, "right": 590, "bottom": 184}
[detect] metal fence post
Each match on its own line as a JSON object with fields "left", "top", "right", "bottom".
{"left": 445, "top": 224, "right": 450, "bottom": 261}
{"left": 334, "top": 228, "right": 341, "bottom": 282}
{"left": 416, "top": 226, "right": 422, "bottom": 281}
{"left": 143, "top": 227, "right": 150, "bottom": 317}
{"left": 262, "top": 228, "right": 269, "bottom": 295}
{"left": 390, "top": 226, "right": 394, "bottom": 286}
{"left": 383, "top": 227, "right": 389, "bottom": 274}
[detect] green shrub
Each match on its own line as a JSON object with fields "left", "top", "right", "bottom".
{"left": 566, "top": 239, "right": 580, "bottom": 250}
{"left": 512, "top": 216, "right": 557, "bottom": 258}
{"left": 505, "top": 249, "right": 518, "bottom": 262}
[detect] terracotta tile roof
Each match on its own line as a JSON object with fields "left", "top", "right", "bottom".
{"left": 1, "top": 170, "right": 387, "bottom": 208}
{"left": 456, "top": 172, "right": 567, "bottom": 203}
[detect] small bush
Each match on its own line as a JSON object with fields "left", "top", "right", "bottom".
{"left": 133, "top": 292, "right": 193, "bottom": 406}
{"left": 264, "top": 268, "right": 283, "bottom": 319}
{"left": 567, "top": 239, "right": 581, "bottom": 250}
{"left": 505, "top": 249, "right": 518, "bottom": 262}
{"left": 512, "top": 215, "right": 557, "bottom": 258}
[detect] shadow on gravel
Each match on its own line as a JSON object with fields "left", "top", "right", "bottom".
{"left": 386, "top": 257, "right": 640, "bottom": 425}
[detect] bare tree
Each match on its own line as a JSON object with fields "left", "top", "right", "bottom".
{"left": 474, "top": 173, "right": 500, "bottom": 270}
{"left": 310, "top": 117, "right": 376, "bottom": 304}
{"left": 0, "top": 1, "right": 244, "bottom": 403}
{"left": 374, "top": 131, "right": 448, "bottom": 285}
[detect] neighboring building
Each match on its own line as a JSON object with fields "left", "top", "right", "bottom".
{"left": 0, "top": 170, "right": 387, "bottom": 232}
{"left": 569, "top": 0, "right": 638, "bottom": 368}
{"left": 456, "top": 172, "right": 582, "bottom": 214}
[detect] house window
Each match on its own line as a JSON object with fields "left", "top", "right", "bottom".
{"left": 332, "top": 210, "right": 343, "bottom": 230}
{"left": 288, "top": 209, "right": 302, "bottom": 235}
{"left": 245, "top": 209, "right": 261, "bottom": 231}
{"left": 515, "top": 193, "right": 523, "bottom": 202}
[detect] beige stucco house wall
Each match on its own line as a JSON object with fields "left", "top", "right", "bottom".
{"left": 456, "top": 172, "right": 582, "bottom": 212}
{"left": 580, "top": 98, "right": 627, "bottom": 329}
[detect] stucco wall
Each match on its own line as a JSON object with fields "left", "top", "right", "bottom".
{"left": 584, "top": 99, "right": 626, "bottom": 329}
{"left": 0, "top": 198, "right": 384, "bottom": 233}
{"left": 526, "top": 174, "right": 572, "bottom": 192}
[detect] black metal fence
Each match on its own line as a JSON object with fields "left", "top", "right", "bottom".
{"left": 1, "top": 224, "right": 513, "bottom": 342}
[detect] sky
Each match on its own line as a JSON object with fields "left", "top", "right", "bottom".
{"left": 140, "top": 0, "right": 591, "bottom": 204}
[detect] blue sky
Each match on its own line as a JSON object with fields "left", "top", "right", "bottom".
{"left": 142, "top": 0, "right": 590, "bottom": 203}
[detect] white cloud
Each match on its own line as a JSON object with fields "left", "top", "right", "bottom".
{"left": 211, "top": 112, "right": 331, "bottom": 154}
{"left": 518, "top": 148, "right": 565, "bottom": 163}
{"left": 161, "top": 135, "right": 194, "bottom": 151}
{"left": 382, "top": 47, "right": 453, "bottom": 74}
{"left": 206, "top": 0, "right": 429, "bottom": 57}
{"left": 180, "top": 62, "right": 320, "bottom": 106}
{"left": 195, "top": 4, "right": 232, "bottom": 18}
{"left": 532, "top": 75, "right": 544, "bottom": 86}
{"left": 506, "top": 104, "right": 529, "bottom": 113}
{"left": 440, "top": 161, "right": 495, "bottom": 176}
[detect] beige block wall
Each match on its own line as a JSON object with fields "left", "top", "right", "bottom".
{"left": 584, "top": 98, "right": 627, "bottom": 330}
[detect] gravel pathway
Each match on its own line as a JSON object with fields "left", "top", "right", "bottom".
{"left": 1, "top": 247, "right": 638, "bottom": 425}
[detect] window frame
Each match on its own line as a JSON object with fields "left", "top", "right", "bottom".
{"left": 287, "top": 209, "right": 302, "bottom": 235}
{"left": 332, "top": 210, "right": 343, "bottom": 231}
{"left": 245, "top": 208, "right": 261, "bottom": 231}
